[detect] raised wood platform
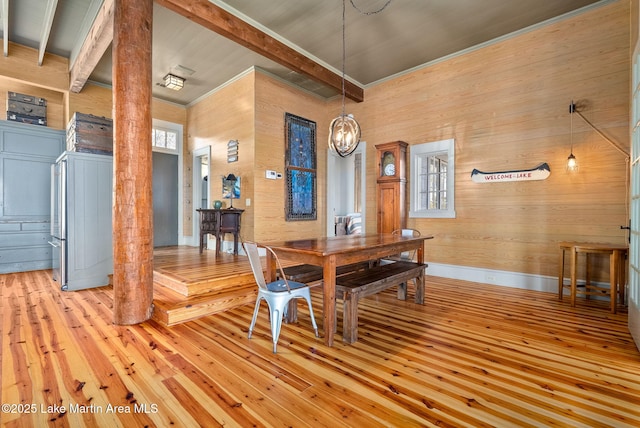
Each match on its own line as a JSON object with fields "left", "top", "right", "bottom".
{"left": 152, "top": 246, "right": 259, "bottom": 326}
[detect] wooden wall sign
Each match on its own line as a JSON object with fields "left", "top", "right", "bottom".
{"left": 471, "top": 163, "right": 550, "bottom": 183}
{"left": 227, "top": 139, "right": 238, "bottom": 162}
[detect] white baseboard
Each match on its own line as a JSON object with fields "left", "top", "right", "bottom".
{"left": 426, "top": 263, "right": 626, "bottom": 303}
{"left": 427, "top": 262, "right": 564, "bottom": 294}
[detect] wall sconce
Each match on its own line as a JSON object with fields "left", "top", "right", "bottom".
{"left": 567, "top": 100, "right": 629, "bottom": 172}
{"left": 567, "top": 102, "right": 578, "bottom": 172}
{"left": 164, "top": 73, "right": 185, "bottom": 91}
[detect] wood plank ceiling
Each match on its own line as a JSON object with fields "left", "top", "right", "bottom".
{"left": 0, "top": 0, "right": 606, "bottom": 105}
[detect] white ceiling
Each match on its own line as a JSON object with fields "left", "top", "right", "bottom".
{"left": 1, "top": 0, "right": 607, "bottom": 106}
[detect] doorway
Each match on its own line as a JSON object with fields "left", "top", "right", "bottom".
{"left": 151, "top": 119, "right": 183, "bottom": 247}
{"left": 152, "top": 151, "right": 179, "bottom": 247}
{"left": 326, "top": 142, "right": 366, "bottom": 236}
{"left": 193, "top": 146, "right": 212, "bottom": 246}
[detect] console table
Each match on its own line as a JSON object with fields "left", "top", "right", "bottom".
{"left": 558, "top": 241, "right": 628, "bottom": 313}
{"left": 196, "top": 208, "right": 244, "bottom": 255}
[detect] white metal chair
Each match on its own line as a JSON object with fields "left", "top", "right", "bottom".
{"left": 243, "top": 241, "right": 319, "bottom": 353}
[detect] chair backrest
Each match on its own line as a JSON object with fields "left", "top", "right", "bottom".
{"left": 243, "top": 241, "right": 268, "bottom": 290}
{"left": 243, "top": 241, "right": 291, "bottom": 292}
{"left": 392, "top": 229, "right": 421, "bottom": 261}
{"left": 393, "top": 228, "right": 421, "bottom": 239}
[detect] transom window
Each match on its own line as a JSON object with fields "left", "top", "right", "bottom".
{"left": 410, "top": 139, "right": 456, "bottom": 218}
{"left": 152, "top": 127, "right": 178, "bottom": 152}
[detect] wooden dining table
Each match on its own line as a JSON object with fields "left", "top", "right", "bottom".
{"left": 261, "top": 233, "right": 432, "bottom": 347}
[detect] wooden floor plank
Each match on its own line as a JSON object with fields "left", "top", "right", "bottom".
{"left": 2, "top": 251, "right": 640, "bottom": 427}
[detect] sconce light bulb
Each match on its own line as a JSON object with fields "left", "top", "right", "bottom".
{"left": 566, "top": 153, "right": 578, "bottom": 171}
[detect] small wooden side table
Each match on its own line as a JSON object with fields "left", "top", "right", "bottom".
{"left": 196, "top": 208, "right": 244, "bottom": 255}
{"left": 558, "top": 242, "right": 628, "bottom": 313}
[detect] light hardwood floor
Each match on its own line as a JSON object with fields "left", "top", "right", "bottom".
{"left": 2, "top": 268, "right": 639, "bottom": 427}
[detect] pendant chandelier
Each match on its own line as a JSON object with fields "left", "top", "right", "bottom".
{"left": 328, "top": 0, "right": 361, "bottom": 158}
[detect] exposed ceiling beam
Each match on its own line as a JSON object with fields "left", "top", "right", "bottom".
{"left": 155, "top": 0, "right": 364, "bottom": 102}
{"left": 69, "top": 0, "right": 114, "bottom": 93}
{"left": 38, "top": 0, "right": 59, "bottom": 66}
{"left": 2, "top": 0, "right": 8, "bottom": 57}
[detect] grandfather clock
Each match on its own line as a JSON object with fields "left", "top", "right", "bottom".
{"left": 376, "top": 141, "right": 408, "bottom": 234}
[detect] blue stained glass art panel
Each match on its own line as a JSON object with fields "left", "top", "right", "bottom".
{"left": 285, "top": 113, "right": 317, "bottom": 221}
{"left": 285, "top": 113, "right": 316, "bottom": 169}
{"left": 286, "top": 170, "right": 316, "bottom": 220}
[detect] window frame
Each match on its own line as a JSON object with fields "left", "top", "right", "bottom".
{"left": 152, "top": 126, "right": 180, "bottom": 154}
{"left": 409, "top": 138, "right": 456, "bottom": 219}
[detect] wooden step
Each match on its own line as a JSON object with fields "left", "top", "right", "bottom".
{"left": 152, "top": 246, "right": 256, "bottom": 296}
{"left": 152, "top": 281, "right": 257, "bottom": 326}
{"left": 150, "top": 246, "right": 315, "bottom": 326}
{"left": 153, "top": 269, "right": 256, "bottom": 296}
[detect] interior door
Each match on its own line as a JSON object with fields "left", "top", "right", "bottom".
{"left": 152, "top": 151, "right": 178, "bottom": 247}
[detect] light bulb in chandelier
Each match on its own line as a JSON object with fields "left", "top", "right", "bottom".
{"left": 328, "top": 113, "right": 361, "bottom": 157}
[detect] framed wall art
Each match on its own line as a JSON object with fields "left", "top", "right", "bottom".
{"left": 284, "top": 113, "right": 317, "bottom": 221}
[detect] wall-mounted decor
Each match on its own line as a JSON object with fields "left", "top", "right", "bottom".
{"left": 222, "top": 174, "right": 240, "bottom": 208}
{"left": 285, "top": 113, "right": 316, "bottom": 221}
{"left": 471, "top": 163, "right": 550, "bottom": 183}
{"left": 227, "top": 139, "right": 238, "bottom": 162}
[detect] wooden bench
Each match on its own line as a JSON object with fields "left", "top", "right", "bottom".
{"left": 335, "top": 260, "right": 427, "bottom": 344}
{"left": 280, "top": 261, "right": 371, "bottom": 283}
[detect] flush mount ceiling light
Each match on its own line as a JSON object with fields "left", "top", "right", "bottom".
{"left": 163, "top": 73, "right": 185, "bottom": 91}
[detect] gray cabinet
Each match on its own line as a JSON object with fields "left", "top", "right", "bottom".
{"left": 0, "top": 121, "right": 64, "bottom": 273}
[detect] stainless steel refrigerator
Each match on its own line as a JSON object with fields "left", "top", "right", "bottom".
{"left": 49, "top": 151, "right": 113, "bottom": 290}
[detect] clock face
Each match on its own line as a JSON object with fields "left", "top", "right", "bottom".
{"left": 384, "top": 163, "right": 396, "bottom": 176}
{"left": 382, "top": 151, "right": 396, "bottom": 176}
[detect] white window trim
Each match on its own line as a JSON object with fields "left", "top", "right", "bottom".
{"left": 409, "top": 138, "right": 456, "bottom": 219}
{"left": 152, "top": 122, "right": 180, "bottom": 155}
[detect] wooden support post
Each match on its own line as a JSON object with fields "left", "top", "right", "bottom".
{"left": 112, "top": 0, "right": 154, "bottom": 325}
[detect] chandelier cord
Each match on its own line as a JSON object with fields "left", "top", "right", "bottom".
{"left": 349, "top": 0, "right": 392, "bottom": 15}
{"left": 340, "top": 0, "right": 346, "bottom": 117}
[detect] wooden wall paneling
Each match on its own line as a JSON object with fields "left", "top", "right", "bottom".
{"left": 186, "top": 72, "right": 255, "bottom": 241}
{"left": 253, "top": 71, "right": 328, "bottom": 242}
{"left": 68, "top": 83, "right": 113, "bottom": 119}
{"left": 0, "top": 42, "right": 68, "bottom": 92}
{"left": 353, "top": 0, "right": 630, "bottom": 281}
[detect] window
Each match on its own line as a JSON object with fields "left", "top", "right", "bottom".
{"left": 409, "top": 138, "right": 456, "bottom": 218}
{"left": 152, "top": 127, "right": 178, "bottom": 152}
